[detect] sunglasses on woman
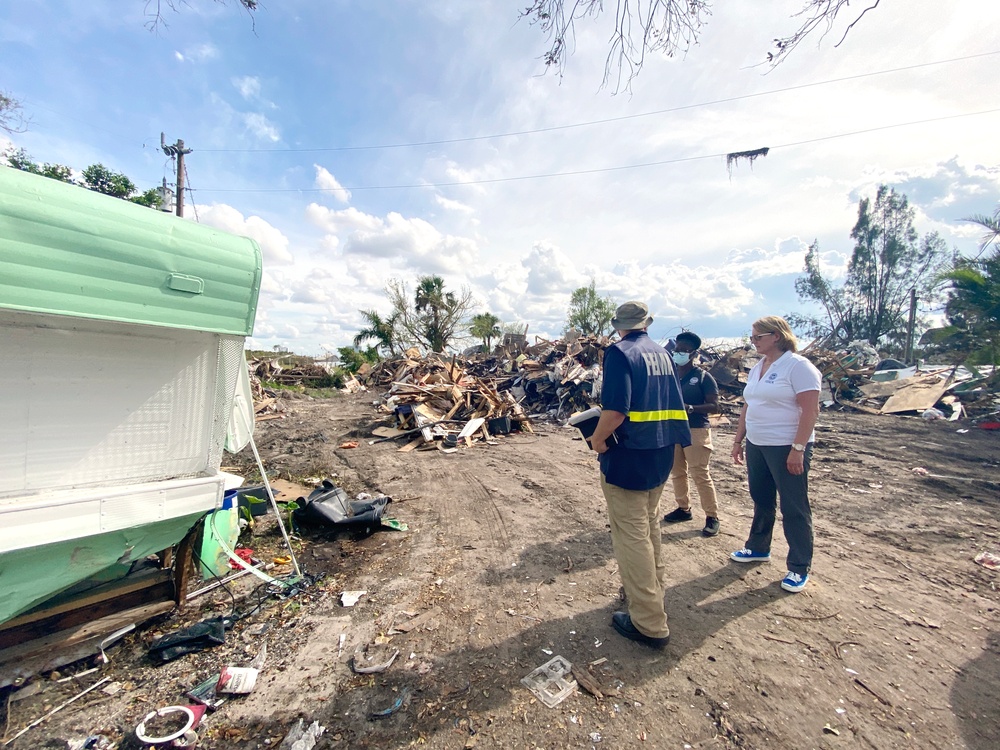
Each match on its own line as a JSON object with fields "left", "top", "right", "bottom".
{"left": 749, "top": 332, "right": 775, "bottom": 342}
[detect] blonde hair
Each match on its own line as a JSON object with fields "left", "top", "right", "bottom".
{"left": 752, "top": 316, "right": 798, "bottom": 353}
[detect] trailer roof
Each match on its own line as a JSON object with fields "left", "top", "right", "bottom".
{"left": 0, "top": 167, "right": 261, "bottom": 336}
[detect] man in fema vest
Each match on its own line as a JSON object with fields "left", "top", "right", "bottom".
{"left": 589, "top": 301, "right": 691, "bottom": 648}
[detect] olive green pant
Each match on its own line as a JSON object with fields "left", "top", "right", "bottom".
{"left": 600, "top": 476, "right": 670, "bottom": 639}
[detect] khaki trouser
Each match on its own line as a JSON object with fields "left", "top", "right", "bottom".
{"left": 671, "top": 427, "right": 719, "bottom": 517}
{"left": 600, "top": 475, "right": 670, "bottom": 639}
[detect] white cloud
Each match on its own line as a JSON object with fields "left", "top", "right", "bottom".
{"left": 523, "top": 242, "right": 586, "bottom": 296}
{"left": 176, "top": 43, "right": 219, "bottom": 63}
{"left": 305, "top": 205, "right": 383, "bottom": 234}
{"left": 342, "top": 212, "right": 479, "bottom": 274}
{"left": 233, "top": 75, "right": 261, "bottom": 101}
{"left": 435, "top": 194, "right": 475, "bottom": 214}
{"left": 193, "top": 203, "right": 295, "bottom": 266}
{"left": 313, "top": 165, "right": 351, "bottom": 204}
{"left": 242, "top": 112, "right": 280, "bottom": 142}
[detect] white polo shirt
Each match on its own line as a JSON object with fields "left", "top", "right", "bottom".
{"left": 743, "top": 351, "right": 822, "bottom": 446}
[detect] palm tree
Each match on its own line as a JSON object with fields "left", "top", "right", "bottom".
{"left": 962, "top": 205, "right": 1000, "bottom": 258}
{"left": 353, "top": 310, "right": 399, "bottom": 356}
{"left": 936, "top": 204, "right": 1000, "bottom": 369}
{"left": 470, "top": 312, "right": 502, "bottom": 352}
{"left": 414, "top": 275, "right": 457, "bottom": 352}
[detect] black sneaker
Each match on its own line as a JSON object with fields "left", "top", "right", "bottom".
{"left": 663, "top": 507, "right": 693, "bottom": 523}
{"left": 611, "top": 612, "right": 669, "bottom": 649}
{"left": 703, "top": 517, "right": 720, "bottom": 537}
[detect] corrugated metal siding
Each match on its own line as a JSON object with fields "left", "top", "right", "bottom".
{"left": 0, "top": 166, "right": 261, "bottom": 335}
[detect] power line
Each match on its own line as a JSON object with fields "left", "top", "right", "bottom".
{"left": 195, "top": 107, "right": 1000, "bottom": 194}
{"left": 196, "top": 50, "right": 1000, "bottom": 154}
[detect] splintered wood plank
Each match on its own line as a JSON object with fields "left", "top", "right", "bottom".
{"left": 880, "top": 378, "right": 949, "bottom": 414}
{"left": 398, "top": 437, "right": 424, "bottom": 452}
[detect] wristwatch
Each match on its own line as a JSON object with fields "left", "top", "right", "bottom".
{"left": 791, "top": 443, "right": 806, "bottom": 452}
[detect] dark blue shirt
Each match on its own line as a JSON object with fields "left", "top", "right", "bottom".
{"left": 599, "top": 332, "right": 685, "bottom": 491}
{"left": 678, "top": 367, "right": 719, "bottom": 429}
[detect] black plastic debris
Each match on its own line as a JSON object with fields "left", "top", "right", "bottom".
{"left": 292, "top": 479, "right": 390, "bottom": 531}
{"left": 148, "top": 617, "right": 227, "bottom": 664}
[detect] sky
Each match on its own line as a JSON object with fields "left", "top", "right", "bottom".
{"left": 2, "top": 0, "right": 999, "bottom": 355}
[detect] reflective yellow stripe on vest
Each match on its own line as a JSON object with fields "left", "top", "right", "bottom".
{"left": 629, "top": 409, "right": 688, "bottom": 422}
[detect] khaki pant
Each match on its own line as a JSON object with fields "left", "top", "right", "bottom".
{"left": 671, "top": 427, "right": 719, "bottom": 517}
{"left": 600, "top": 476, "right": 670, "bottom": 639}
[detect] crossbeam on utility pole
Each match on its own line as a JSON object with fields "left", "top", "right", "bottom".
{"left": 160, "top": 133, "right": 193, "bottom": 217}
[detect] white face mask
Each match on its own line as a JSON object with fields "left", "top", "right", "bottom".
{"left": 671, "top": 351, "right": 691, "bottom": 366}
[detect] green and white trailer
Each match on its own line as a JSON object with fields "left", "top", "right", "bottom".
{"left": 0, "top": 166, "right": 262, "bottom": 668}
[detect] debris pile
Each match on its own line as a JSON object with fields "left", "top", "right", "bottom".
{"left": 706, "top": 342, "right": 999, "bottom": 424}
{"left": 355, "top": 336, "right": 619, "bottom": 451}
{"left": 245, "top": 336, "right": 997, "bottom": 431}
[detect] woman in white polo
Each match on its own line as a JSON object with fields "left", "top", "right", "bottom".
{"left": 730, "top": 316, "right": 821, "bottom": 593}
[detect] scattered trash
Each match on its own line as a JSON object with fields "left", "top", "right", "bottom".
{"left": 571, "top": 663, "right": 604, "bottom": 700}
{"left": 351, "top": 648, "right": 399, "bottom": 674}
{"left": 244, "top": 623, "right": 271, "bottom": 638}
{"left": 338, "top": 441, "right": 360, "bottom": 449}
{"left": 279, "top": 718, "right": 326, "bottom": 749}
{"left": 341, "top": 590, "right": 368, "bottom": 607}
{"left": 273, "top": 555, "right": 293, "bottom": 565}
{"left": 293, "top": 479, "right": 391, "bottom": 530}
{"left": 823, "top": 724, "right": 841, "bottom": 736}
{"left": 216, "top": 665, "right": 259, "bottom": 694}
{"left": 921, "top": 407, "right": 945, "bottom": 420}
{"left": 171, "top": 729, "right": 199, "bottom": 748}
{"left": 67, "top": 735, "right": 114, "bottom": 750}
{"left": 974, "top": 551, "right": 1000, "bottom": 570}
{"left": 134, "top": 704, "right": 203, "bottom": 745}
{"left": 521, "top": 655, "right": 577, "bottom": 708}
{"left": 149, "top": 618, "right": 227, "bottom": 664}
{"left": 368, "top": 688, "right": 411, "bottom": 720}
{"left": 911, "top": 467, "right": 929, "bottom": 476}
{"left": 215, "top": 646, "right": 265, "bottom": 695}
{"left": 4, "top": 678, "right": 111, "bottom": 747}
{"left": 57, "top": 667, "right": 100, "bottom": 683}
{"left": 229, "top": 547, "right": 255, "bottom": 569}
{"left": 101, "top": 682, "right": 123, "bottom": 696}
{"left": 186, "top": 674, "right": 227, "bottom": 711}
{"left": 98, "top": 623, "right": 136, "bottom": 664}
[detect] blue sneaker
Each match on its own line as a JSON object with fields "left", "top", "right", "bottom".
{"left": 730, "top": 547, "right": 771, "bottom": 563}
{"left": 781, "top": 571, "right": 809, "bottom": 592}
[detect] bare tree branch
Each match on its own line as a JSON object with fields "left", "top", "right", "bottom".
{"left": 0, "top": 91, "right": 28, "bottom": 134}
{"left": 522, "top": 0, "right": 883, "bottom": 91}
{"left": 769, "top": 0, "right": 882, "bottom": 66}
{"left": 143, "top": 0, "right": 258, "bottom": 33}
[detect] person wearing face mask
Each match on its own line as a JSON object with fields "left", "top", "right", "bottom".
{"left": 661, "top": 331, "right": 722, "bottom": 536}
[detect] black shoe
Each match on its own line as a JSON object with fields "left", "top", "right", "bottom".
{"left": 663, "top": 507, "right": 693, "bottom": 523}
{"left": 611, "top": 612, "right": 669, "bottom": 649}
{"left": 703, "top": 517, "right": 720, "bottom": 537}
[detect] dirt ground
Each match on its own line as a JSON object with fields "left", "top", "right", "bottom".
{"left": 3, "top": 389, "right": 999, "bottom": 750}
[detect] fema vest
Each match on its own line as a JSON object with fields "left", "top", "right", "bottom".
{"left": 610, "top": 332, "right": 691, "bottom": 449}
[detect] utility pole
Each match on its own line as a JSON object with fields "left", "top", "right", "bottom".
{"left": 160, "top": 133, "right": 193, "bottom": 217}
{"left": 904, "top": 287, "right": 918, "bottom": 364}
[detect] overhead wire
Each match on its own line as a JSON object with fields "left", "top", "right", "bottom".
{"left": 195, "top": 106, "right": 1000, "bottom": 193}
{"left": 195, "top": 50, "right": 1000, "bottom": 154}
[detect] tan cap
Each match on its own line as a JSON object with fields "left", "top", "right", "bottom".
{"left": 611, "top": 301, "right": 653, "bottom": 331}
